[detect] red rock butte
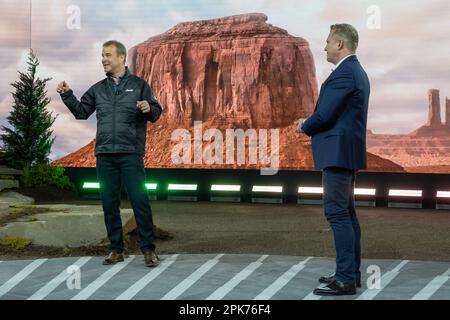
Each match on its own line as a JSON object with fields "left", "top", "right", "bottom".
{"left": 54, "top": 13, "right": 404, "bottom": 172}
{"left": 367, "top": 89, "right": 450, "bottom": 172}
{"left": 127, "top": 13, "right": 318, "bottom": 128}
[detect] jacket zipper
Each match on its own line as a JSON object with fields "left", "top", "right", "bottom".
{"left": 112, "top": 89, "right": 118, "bottom": 152}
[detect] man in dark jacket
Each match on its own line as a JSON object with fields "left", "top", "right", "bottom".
{"left": 298, "top": 24, "right": 370, "bottom": 295}
{"left": 57, "top": 40, "right": 162, "bottom": 267}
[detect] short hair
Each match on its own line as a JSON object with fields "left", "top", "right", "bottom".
{"left": 330, "top": 24, "right": 359, "bottom": 52}
{"left": 102, "top": 40, "right": 127, "bottom": 62}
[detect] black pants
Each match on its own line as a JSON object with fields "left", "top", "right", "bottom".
{"left": 322, "top": 167, "right": 361, "bottom": 284}
{"left": 96, "top": 153, "right": 155, "bottom": 254}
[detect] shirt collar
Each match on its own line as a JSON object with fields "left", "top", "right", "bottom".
{"left": 331, "top": 54, "right": 356, "bottom": 71}
{"left": 107, "top": 66, "right": 128, "bottom": 82}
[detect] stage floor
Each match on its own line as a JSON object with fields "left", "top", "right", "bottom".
{"left": 2, "top": 200, "right": 450, "bottom": 261}
{"left": 0, "top": 254, "right": 449, "bottom": 300}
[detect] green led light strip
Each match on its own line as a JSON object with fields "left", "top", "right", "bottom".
{"left": 82, "top": 182, "right": 99, "bottom": 189}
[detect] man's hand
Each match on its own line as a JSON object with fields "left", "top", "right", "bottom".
{"left": 136, "top": 100, "right": 151, "bottom": 113}
{"left": 56, "top": 81, "right": 70, "bottom": 94}
{"left": 295, "top": 118, "right": 307, "bottom": 134}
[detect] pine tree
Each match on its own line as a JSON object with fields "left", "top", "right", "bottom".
{"left": 0, "top": 50, "right": 57, "bottom": 174}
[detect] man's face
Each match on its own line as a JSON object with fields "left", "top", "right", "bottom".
{"left": 102, "top": 45, "right": 125, "bottom": 74}
{"left": 324, "top": 31, "right": 342, "bottom": 64}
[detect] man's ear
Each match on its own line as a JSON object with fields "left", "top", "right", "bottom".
{"left": 338, "top": 39, "right": 345, "bottom": 51}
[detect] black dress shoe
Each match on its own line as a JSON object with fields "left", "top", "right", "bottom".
{"left": 313, "top": 280, "right": 357, "bottom": 296}
{"left": 319, "top": 273, "right": 361, "bottom": 288}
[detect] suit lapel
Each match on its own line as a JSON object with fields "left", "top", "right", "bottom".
{"left": 314, "top": 56, "right": 358, "bottom": 111}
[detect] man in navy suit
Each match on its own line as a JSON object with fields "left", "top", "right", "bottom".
{"left": 298, "top": 24, "right": 370, "bottom": 296}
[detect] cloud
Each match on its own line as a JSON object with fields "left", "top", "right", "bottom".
{"left": 0, "top": 0, "right": 30, "bottom": 48}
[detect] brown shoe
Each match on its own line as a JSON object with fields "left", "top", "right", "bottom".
{"left": 144, "top": 250, "right": 160, "bottom": 267}
{"left": 103, "top": 252, "right": 124, "bottom": 265}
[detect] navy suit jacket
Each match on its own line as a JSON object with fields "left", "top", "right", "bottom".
{"left": 301, "top": 55, "right": 370, "bottom": 170}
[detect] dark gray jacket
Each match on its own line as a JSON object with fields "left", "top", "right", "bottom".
{"left": 60, "top": 67, "right": 162, "bottom": 156}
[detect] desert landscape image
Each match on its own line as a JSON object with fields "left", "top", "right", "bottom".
{"left": 2, "top": 1, "right": 449, "bottom": 173}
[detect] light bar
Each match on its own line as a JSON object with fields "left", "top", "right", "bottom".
{"left": 437, "top": 191, "right": 450, "bottom": 198}
{"left": 389, "top": 189, "right": 422, "bottom": 197}
{"left": 354, "top": 188, "right": 376, "bottom": 196}
{"left": 298, "top": 187, "right": 323, "bottom": 194}
{"left": 168, "top": 184, "right": 198, "bottom": 191}
{"left": 211, "top": 185, "right": 241, "bottom": 192}
{"left": 252, "top": 186, "right": 283, "bottom": 193}
{"left": 145, "top": 183, "right": 158, "bottom": 190}
{"left": 82, "top": 182, "right": 99, "bottom": 189}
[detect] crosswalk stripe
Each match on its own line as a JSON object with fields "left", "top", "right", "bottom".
{"left": 303, "top": 289, "right": 322, "bottom": 300}
{"left": 28, "top": 257, "right": 92, "bottom": 300}
{"left": 0, "top": 259, "right": 48, "bottom": 298}
{"left": 115, "top": 254, "right": 179, "bottom": 300}
{"left": 207, "top": 255, "right": 269, "bottom": 300}
{"left": 411, "top": 268, "right": 450, "bottom": 300}
{"left": 356, "top": 260, "right": 409, "bottom": 300}
{"left": 161, "top": 254, "right": 224, "bottom": 300}
{"left": 254, "top": 257, "right": 313, "bottom": 300}
{"left": 71, "top": 255, "right": 135, "bottom": 300}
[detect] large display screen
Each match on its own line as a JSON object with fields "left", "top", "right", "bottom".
{"left": 1, "top": 0, "right": 449, "bottom": 174}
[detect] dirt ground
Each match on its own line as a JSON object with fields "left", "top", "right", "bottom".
{"left": 1, "top": 196, "right": 450, "bottom": 262}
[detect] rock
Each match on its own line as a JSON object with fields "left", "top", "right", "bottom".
{"left": 0, "top": 191, "right": 35, "bottom": 219}
{"left": 129, "top": 13, "right": 318, "bottom": 129}
{"left": 0, "top": 205, "right": 134, "bottom": 247}
{"left": 0, "top": 191, "right": 33, "bottom": 205}
{"left": 367, "top": 89, "right": 450, "bottom": 171}
{"left": 0, "top": 179, "right": 19, "bottom": 192}
{"left": 446, "top": 97, "right": 450, "bottom": 126}
{"left": 427, "top": 89, "right": 442, "bottom": 126}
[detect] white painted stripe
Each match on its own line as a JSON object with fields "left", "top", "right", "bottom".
{"left": 356, "top": 260, "right": 409, "bottom": 300}
{"left": 28, "top": 257, "right": 92, "bottom": 300}
{"left": 0, "top": 259, "right": 47, "bottom": 298}
{"left": 411, "top": 268, "right": 450, "bottom": 300}
{"left": 207, "top": 255, "right": 269, "bottom": 300}
{"left": 161, "top": 254, "right": 224, "bottom": 300}
{"left": 255, "top": 257, "right": 313, "bottom": 300}
{"left": 391, "top": 260, "right": 409, "bottom": 272}
{"left": 71, "top": 255, "right": 135, "bottom": 300}
{"left": 303, "top": 290, "right": 322, "bottom": 300}
{"left": 116, "top": 254, "right": 179, "bottom": 300}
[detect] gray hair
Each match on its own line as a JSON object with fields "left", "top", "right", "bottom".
{"left": 330, "top": 24, "right": 359, "bottom": 52}
{"left": 103, "top": 40, "right": 127, "bottom": 62}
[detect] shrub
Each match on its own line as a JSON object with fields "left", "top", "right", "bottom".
{"left": 22, "top": 164, "right": 75, "bottom": 191}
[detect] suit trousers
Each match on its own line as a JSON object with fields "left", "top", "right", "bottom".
{"left": 322, "top": 167, "right": 361, "bottom": 284}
